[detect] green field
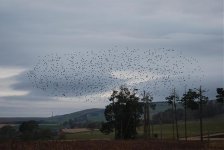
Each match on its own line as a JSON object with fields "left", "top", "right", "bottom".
{"left": 62, "top": 114, "right": 224, "bottom": 140}
{"left": 148, "top": 115, "right": 224, "bottom": 139}
{"left": 63, "top": 130, "right": 114, "bottom": 140}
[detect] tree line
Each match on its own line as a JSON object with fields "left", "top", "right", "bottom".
{"left": 0, "top": 121, "right": 55, "bottom": 141}
{"left": 100, "top": 86, "right": 224, "bottom": 141}
{"left": 0, "top": 88, "right": 223, "bottom": 141}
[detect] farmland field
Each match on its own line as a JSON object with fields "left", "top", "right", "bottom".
{"left": 63, "top": 130, "right": 114, "bottom": 140}
{"left": 148, "top": 114, "right": 224, "bottom": 139}
{"left": 0, "top": 114, "right": 223, "bottom": 149}
{"left": 61, "top": 114, "right": 224, "bottom": 140}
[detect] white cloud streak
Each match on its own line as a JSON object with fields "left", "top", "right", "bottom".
{"left": 0, "top": 68, "right": 29, "bottom": 97}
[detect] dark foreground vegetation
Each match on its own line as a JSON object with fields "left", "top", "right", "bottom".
{"left": 0, "top": 140, "right": 220, "bottom": 150}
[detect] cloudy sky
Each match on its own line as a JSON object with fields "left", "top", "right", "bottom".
{"left": 0, "top": 0, "right": 223, "bottom": 117}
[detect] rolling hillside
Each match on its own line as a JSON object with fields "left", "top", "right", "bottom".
{"left": 45, "top": 102, "right": 177, "bottom": 124}
{"left": 45, "top": 108, "right": 105, "bottom": 124}
{"left": 0, "top": 102, "right": 179, "bottom": 124}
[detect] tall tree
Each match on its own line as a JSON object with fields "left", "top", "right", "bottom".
{"left": 181, "top": 88, "right": 199, "bottom": 141}
{"left": 184, "top": 87, "right": 208, "bottom": 142}
{"left": 181, "top": 89, "right": 188, "bottom": 141}
{"left": 181, "top": 88, "right": 200, "bottom": 141}
{"left": 100, "top": 86, "right": 143, "bottom": 139}
{"left": 216, "top": 88, "right": 224, "bottom": 104}
{"left": 166, "top": 88, "right": 179, "bottom": 140}
{"left": 195, "top": 86, "right": 208, "bottom": 142}
{"left": 142, "top": 91, "right": 156, "bottom": 139}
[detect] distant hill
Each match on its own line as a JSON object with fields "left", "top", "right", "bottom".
{"left": 1, "top": 101, "right": 222, "bottom": 126}
{"left": 45, "top": 108, "right": 105, "bottom": 124}
{"left": 44, "top": 102, "right": 181, "bottom": 124}
{"left": 0, "top": 109, "right": 105, "bottom": 124}
{"left": 0, "top": 102, "right": 181, "bottom": 124}
{"left": 150, "top": 101, "right": 183, "bottom": 115}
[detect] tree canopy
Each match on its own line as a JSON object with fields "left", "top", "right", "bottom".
{"left": 100, "top": 86, "right": 143, "bottom": 139}
{"left": 0, "top": 125, "right": 17, "bottom": 140}
{"left": 181, "top": 89, "right": 199, "bottom": 110}
{"left": 216, "top": 88, "right": 224, "bottom": 104}
{"left": 19, "top": 120, "right": 39, "bottom": 140}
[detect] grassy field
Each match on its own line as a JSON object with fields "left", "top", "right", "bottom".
{"left": 0, "top": 115, "right": 223, "bottom": 150}
{"left": 146, "top": 115, "right": 224, "bottom": 139}
{"left": 63, "top": 130, "right": 114, "bottom": 140}
{"left": 1, "top": 114, "right": 222, "bottom": 141}
{"left": 61, "top": 114, "right": 224, "bottom": 140}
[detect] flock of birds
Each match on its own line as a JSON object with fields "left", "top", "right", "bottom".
{"left": 27, "top": 48, "right": 205, "bottom": 102}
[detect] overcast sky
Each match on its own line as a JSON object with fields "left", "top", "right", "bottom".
{"left": 0, "top": 0, "right": 223, "bottom": 117}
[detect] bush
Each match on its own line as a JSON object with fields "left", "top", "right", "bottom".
{"left": 19, "top": 121, "right": 54, "bottom": 140}
{"left": 0, "top": 125, "right": 17, "bottom": 140}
